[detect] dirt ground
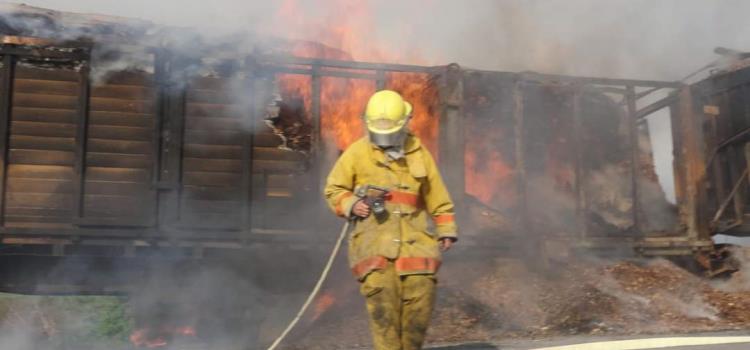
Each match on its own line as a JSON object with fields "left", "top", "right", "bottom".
{"left": 280, "top": 252, "right": 750, "bottom": 350}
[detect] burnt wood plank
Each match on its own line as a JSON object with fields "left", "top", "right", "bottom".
{"left": 87, "top": 139, "right": 152, "bottom": 154}
{"left": 182, "top": 171, "right": 241, "bottom": 186}
{"left": 186, "top": 88, "right": 234, "bottom": 104}
{"left": 89, "top": 111, "right": 153, "bottom": 127}
{"left": 6, "top": 192, "right": 74, "bottom": 209}
{"left": 86, "top": 152, "right": 152, "bottom": 169}
{"left": 9, "top": 149, "right": 75, "bottom": 166}
{"left": 7, "top": 178, "right": 74, "bottom": 193}
{"left": 14, "top": 79, "right": 78, "bottom": 96}
{"left": 185, "top": 103, "right": 242, "bottom": 118}
{"left": 13, "top": 107, "right": 77, "bottom": 123}
{"left": 183, "top": 158, "right": 241, "bottom": 172}
{"left": 15, "top": 66, "right": 78, "bottom": 82}
{"left": 83, "top": 195, "right": 153, "bottom": 216}
{"left": 13, "top": 93, "right": 78, "bottom": 110}
{"left": 181, "top": 186, "right": 242, "bottom": 201}
{"left": 254, "top": 132, "right": 283, "bottom": 147}
{"left": 185, "top": 116, "right": 243, "bottom": 130}
{"left": 98, "top": 71, "right": 154, "bottom": 86}
{"left": 252, "top": 160, "right": 303, "bottom": 174}
{"left": 183, "top": 144, "right": 242, "bottom": 159}
{"left": 11, "top": 121, "right": 77, "bottom": 138}
{"left": 7, "top": 164, "right": 75, "bottom": 180}
{"left": 188, "top": 77, "right": 229, "bottom": 90}
{"left": 89, "top": 97, "right": 155, "bottom": 114}
{"left": 91, "top": 85, "right": 154, "bottom": 100}
{"left": 88, "top": 125, "right": 152, "bottom": 141}
{"left": 5, "top": 214, "right": 72, "bottom": 224}
{"left": 84, "top": 181, "right": 152, "bottom": 196}
{"left": 86, "top": 167, "right": 150, "bottom": 182}
{"left": 267, "top": 174, "right": 294, "bottom": 189}
{"left": 10, "top": 135, "right": 75, "bottom": 152}
{"left": 184, "top": 130, "right": 243, "bottom": 145}
{"left": 180, "top": 198, "right": 240, "bottom": 213}
{"left": 5, "top": 207, "right": 72, "bottom": 217}
{"left": 253, "top": 147, "right": 306, "bottom": 161}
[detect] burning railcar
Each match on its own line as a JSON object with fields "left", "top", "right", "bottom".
{"left": 0, "top": 4, "right": 722, "bottom": 298}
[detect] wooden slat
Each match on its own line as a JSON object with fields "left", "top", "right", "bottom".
{"left": 175, "top": 213, "right": 241, "bottom": 228}
{"left": 182, "top": 186, "right": 242, "bottom": 201}
{"left": 184, "top": 130, "right": 243, "bottom": 145}
{"left": 5, "top": 207, "right": 71, "bottom": 217}
{"left": 184, "top": 158, "right": 241, "bottom": 172}
{"left": 12, "top": 107, "right": 77, "bottom": 123}
{"left": 185, "top": 116, "right": 243, "bottom": 130}
{"left": 6, "top": 193, "right": 74, "bottom": 209}
{"left": 86, "top": 167, "right": 150, "bottom": 182}
{"left": 98, "top": 71, "right": 153, "bottom": 86}
{"left": 254, "top": 133, "right": 283, "bottom": 147}
{"left": 91, "top": 85, "right": 154, "bottom": 100}
{"left": 83, "top": 195, "right": 153, "bottom": 216}
{"left": 254, "top": 147, "right": 306, "bottom": 161}
{"left": 186, "top": 89, "right": 234, "bottom": 104}
{"left": 267, "top": 174, "right": 294, "bottom": 188}
{"left": 252, "top": 160, "right": 303, "bottom": 174}
{"left": 84, "top": 181, "right": 152, "bottom": 196}
{"left": 12, "top": 93, "right": 78, "bottom": 110}
{"left": 87, "top": 139, "right": 152, "bottom": 154}
{"left": 9, "top": 149, "right": 75, "bottom": 166}
{"left": 182, "top": 158, "right": 302, "bottom": 173}
{"left": 189, "top": 77, "right": 229, "bottom": 90}
{"left": 7, "top": 165, "right": 75, "bottom": 180}
{"left": 183, "top": 144, "right": 242, "bottom": 159}
{"left": 185, "top": 103, "right": 241, "bottom": 118}
{"left": 7, "top": 178, "right": 74, "bottom": 194}
{"left": 11, "top": 121, "right": 76, "bottom": 138}
{"left": 5, "top": 214, "right": 71, "bottom": 224}
{"left": 10, "top": 135, "right": 75, "bottom": 152}
{"left": 88, "top": 125, "right": 152, "bottom": 141}
{"left": 86, "top": 152, "right": 152, "bottom": 169}
{"left": 14, "top": 79, "right": 78, "bottom": 96}
{"left": 182, "top": 171, "right": 241, "bottom": 186}
{"left": 180, "top": 199, "right": 240, "bottom": 213}
{"left": 182, "top": 145, "right": 304, "bottom": 161}
{"left": 15, "top": 66, "right": 78, "bottom": 82}
{"left": 89, "top": 111, "right": 153, "bottom": 127}
{"left": 89, "top": 97, "right": 155, "bottom": 114}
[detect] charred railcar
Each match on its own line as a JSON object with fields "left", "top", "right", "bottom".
{"left": 0, "top": 4, "right": 731, "bottom": 293}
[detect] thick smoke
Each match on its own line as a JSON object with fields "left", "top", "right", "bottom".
{"left": 17, "top": 0, "right": 750, "bottom": 202}
{"left": 2, "top": 1, "right": 749, "bottom": 348}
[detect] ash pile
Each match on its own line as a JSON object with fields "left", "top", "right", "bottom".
{"left": 280, "top": 252, "right": 750, "bottom": 350}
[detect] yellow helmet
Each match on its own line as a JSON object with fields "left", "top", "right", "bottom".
{"left": 364, "top": 90, "right": 413, "bottom": 135}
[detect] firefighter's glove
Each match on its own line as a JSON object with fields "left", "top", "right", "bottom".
{"left": 352, "top": 199, "right": 371, "bottom": 218}
{"left": 439, "top": 237, "right": 456, "bottom": 252}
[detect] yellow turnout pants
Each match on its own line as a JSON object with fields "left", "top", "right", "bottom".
{"left": 359, "top": 262, "right": 436, "bottom": 350}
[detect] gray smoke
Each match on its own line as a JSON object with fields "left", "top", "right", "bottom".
{"left": 1, "top": 0, "right": 747, "bottom": 348}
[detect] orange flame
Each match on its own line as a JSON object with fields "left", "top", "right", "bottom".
{"left": 271, "top": 0, "right": 518, "bottom": 208}
{"left": 271, "top": 1, "right": 438, "bottom": 153}
{"left": 311, "top": 291, "right": 336, "bottom": 321}
{"left": 130, "top": 326, "right": 197, "bottom": 348}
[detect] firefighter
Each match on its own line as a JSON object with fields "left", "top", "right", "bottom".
{"left": 324, "top": 90, "right": 458, "bottom": 350}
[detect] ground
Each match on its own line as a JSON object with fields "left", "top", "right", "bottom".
{"left": 3, "top": 251, "right": 750, "bottom": 349}
{"left": 278, "top": 249, "right": 750, "bottom": 350}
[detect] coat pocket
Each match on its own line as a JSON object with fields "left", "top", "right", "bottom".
{"left": 359, "top": 270, "right": 385, "bottom": 297}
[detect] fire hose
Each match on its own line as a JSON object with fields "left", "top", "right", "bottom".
{"left": 265, "top": 219, "right": 350, "bottom": 350}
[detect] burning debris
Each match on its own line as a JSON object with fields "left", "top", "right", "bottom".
{"left": 282, "top": 257, "right": 750, "bottom": 349}
{"left": 2, "top": 2, "right": 750, "bottom": 350}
